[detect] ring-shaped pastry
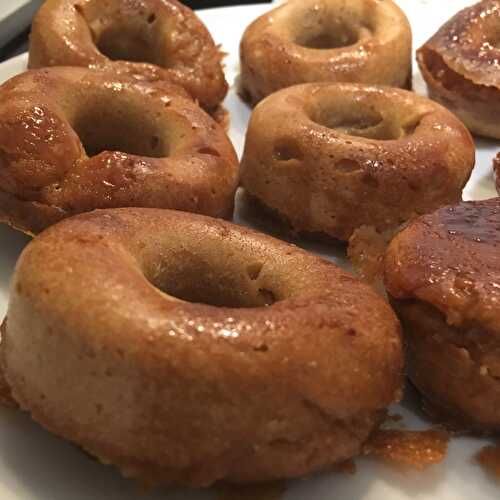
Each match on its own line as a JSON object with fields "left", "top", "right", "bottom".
{"left": 0, "top": 67, "right": 239, "bottom": 235}
{"left": 2, "top": 208, "right": 404, "bottom": 486}
{"left": 240, "top": 83, "right": 475, "bottom": 241}
{"left": 239, "top": 0, "right": 412, "bottom": 105}
{"left": 29, "top": 0, "right": 228, "bottom": 114}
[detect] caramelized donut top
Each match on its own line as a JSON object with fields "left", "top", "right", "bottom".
{"left": 419, "top": 0, "right": 500, "bottom": 88}
{"left": 384, "top": 199, "right": 500, "bottom": 332}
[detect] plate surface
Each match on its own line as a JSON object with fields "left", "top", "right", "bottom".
{"left": 0, "top": 0, "right": 44, "bottom": 48}
{"left": 0, "top": 2, "right": 499, "bottom": 499}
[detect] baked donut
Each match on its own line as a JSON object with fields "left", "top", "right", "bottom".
{"left": 0, "top": 67, "right": 238, "bottom": 235}
{"left": 240, "top": 83, "right": 475, "bottom": 241}
{"left": 2, "top": 207, "right": 403, "bottom": 486}
{"left": 417, "top": 0, "right": 500, "bottom": 139}
{"left": 29, "top": 0, "right": 228, "bottom": 115}
{"left": 239, "top": 0, "right": 412, "bottom": 105}
{"left": 384, "top": 198, "right": 500, "bottom": 431}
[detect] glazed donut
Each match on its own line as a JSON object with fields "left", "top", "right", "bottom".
{"left": 417, "top": 0, "right": 500, "bottom": 139}
{"left": 239, "top": 0, "right": 412, "bottom": 105}
{"left": 240, "top": 83, "right": 475, "bottom": 241}
{"left": 29, "top": 0, "right": 227, "bottom": 114}
{"left": 2, "top": 208, "right": 403, "bottom": 486}
{"left": 384, "top": 198, "right": 500, "bottom": 431}
{"left": 0, "top": 67, "right": 238, "bottom": 235}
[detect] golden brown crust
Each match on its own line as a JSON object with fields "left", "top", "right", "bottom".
{"left": 28, "top": 0, "right": 228, "bottom": 113}
{"left": 239, "top": 0, "right": 412, "bottom": 105}
{"left": 3, "top": 207, "right": 403, "bottom": 486}
{"left": 0, "top": 67, "right": 239, "bottom": 234}
{"left": 240, "top": 83, "right": 475, "bottom": 241}
{"left": 417, "top": 0, "right": 500, "bottom": 139}
{"left": 384, "top": 199, "right": 500, "bottom": 431}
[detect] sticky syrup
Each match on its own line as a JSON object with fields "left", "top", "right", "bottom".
{"left": 365, "top": 429, "right": 449, "bottom": 469}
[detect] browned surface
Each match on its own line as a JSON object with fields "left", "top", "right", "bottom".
{"left": 384, "top": 198, "right": 500, "bottom": 431}
{"left": 239, "top": 0, "right": 412, "bottom": 105}
{"left": 241, "top": 82, "right": 474, "bottom": 241}
{"left": 29, "top": 0, "right": 227, "bottom": 113}
{"left": 477, "top": 444, "right": 500, "bottom": 478}
{"left": 0, "top": 67, "right": 239, "bottom": 235}
{"left": 417, "top": 0, "right": 500, "bottom": 139}
{"left": 365, "top": 429, "right": 449, "bottom": 469}
{"left": 3, "top": 208, "right": 403, "bottom": 487}
{"left": 494, "top": 152, "right": 500, "bottom": 195}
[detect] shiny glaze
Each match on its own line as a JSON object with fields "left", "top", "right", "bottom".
{"left": 423, "top": 0, "right": 500, "bottom": 87}
{"left": 441, "top": 202, "right": 500, "bottom": 244}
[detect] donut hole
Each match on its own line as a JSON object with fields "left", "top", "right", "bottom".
{"left": 313, "top": 102, "right": 400, "bottom": 140}
{"left": 148, "top": 257, "right": 279, "bottom": 308}
{"left": 77, "top": 3, "right": 162, "bottom": 66}
{"left": 287, "top": 2, "right": 376, "bottom": 51}
{"left": 94, "top": 24, "right": 159, "bottom": 65}
{"left": 295, "top": 26, "right": 359, "bottom": 49}
{"left": 72, "top": 107, "right": 168, "bottom": 158}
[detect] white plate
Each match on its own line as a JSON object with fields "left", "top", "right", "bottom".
{"left": 0, "top": 0, "right": 43, "bottom": 48}
{"left": 0, "top": 2, "right": 499, "bottom": 499}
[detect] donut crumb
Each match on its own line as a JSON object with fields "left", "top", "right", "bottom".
{"left": 477, "top": 444, "right": 500, "bottom": 478}
{"left": 348, "top": 225, "right": 395, "bottom": 284}
{"left": 334, "top": 459, "right": 357, "bottom": 475}
{"left": 364, "top": 428, "right": 449, "bottom": 469}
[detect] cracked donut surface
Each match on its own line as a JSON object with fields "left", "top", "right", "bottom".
{"left": 0, "top": 67, "right": 238, "bottom": 235}
{"left": 239, "top": 0, "right": 412, "bottom": 105}
{"left": 2, "top": 208, "right": 403, "bottom": 486}
{"left": 240, "top": 83, "right": 474, "bottom": 241}
{"left": 417, "top": 0, "right": 500, "bottom": 139}
{"left": 384, "top": 198, "right": 500, "bottom": 432}
{"left": 28, "top": 0, "right": 228, "bottom": 114}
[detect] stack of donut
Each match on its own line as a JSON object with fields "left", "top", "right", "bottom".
{"left": 0, "top": 0, "right": 498, "bottom": 491}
